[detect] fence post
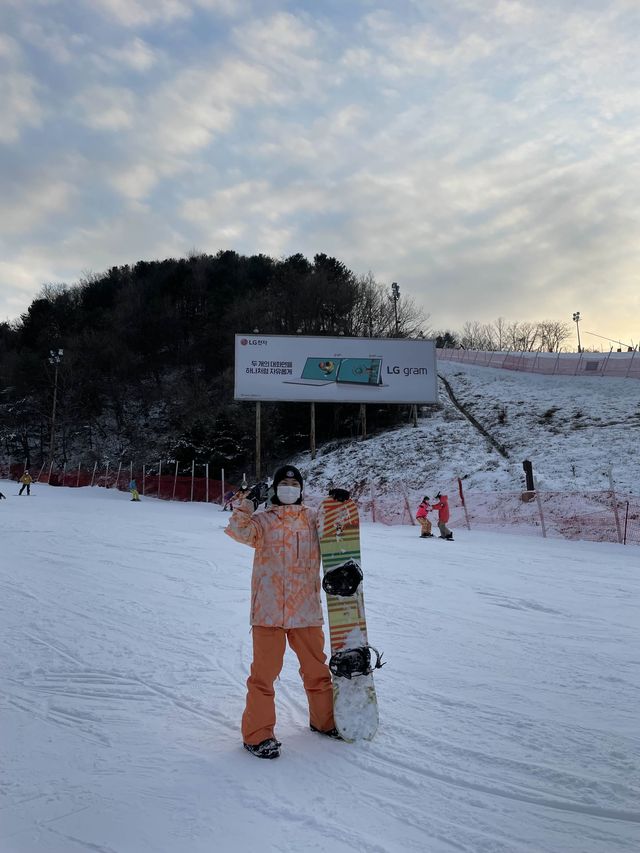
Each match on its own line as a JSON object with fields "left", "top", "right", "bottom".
{"left": 623, "top": 501, "right": 629, "bottom": 545}
{"left": 625, "top": 348, "right": 636, "bottom": 379}
{"left": 221, "top": 467, "right": 225, "bottom": 508}
{"left": 104, "top": 463, "right": 109, "bottom": 487}
{"left": 172, "top": 461, "right": 179, "bottom": 501}
{"left": 115, "top": 461, "right": 122, "bottom": 491}
{"left": 205, "top": 463, "right": 209, "bottom": 503}
{"left": 401, "top": 484, "right": 415, "bottom": 525}
{"left": 76, "top": 461, "right": 81, "bottom": 487}
{"left": 534, "top": 482, "right": 547, "bottom": 538}
{"left": 457, "top": 476, "right": 471, "bottom": 530}
{"left": 61, "top": 462, "right": 67, "bottom": 486}
{"left": 90, "top": 461, "right": 97, "bottom": 486}
{"left": 37, "top": 461, "right": 46, "bottom": 483}
{"left": 190, "top": 460, "right": 195, "bottom": 502}
{"left": 142, "top": 463, "right": 146, "bottom": 496}
{"left": 600, "top": 347, "right": 613, "bottom": 377}
{"left": 158, "top": 460, "right": 162, "bottom": 499}
{"left": 608, "top": 467, "right": 623, "bottom": 543}
{"left": 370, "top": 483, "right": 376, "bottom": 524}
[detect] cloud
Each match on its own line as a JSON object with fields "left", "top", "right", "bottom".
{"left": 0, "top": 177, "right": 77, "bottom": 235}
{"left": 0, "top": 34, "right": 45, "bottom": 142}
{"left": 90, "top": 0, "right": 247, "bottom": 27}
{"left": 0, "top": 1, "right": 639, "bottom": 345}
{"left": 101, "top": 37, "right": 158, "bottom": 72}
{"left": 74, "top": 85, "right": 137, "bottom": 130}
{"left": 0, "top": 71, "right": 45, "bottom": 142}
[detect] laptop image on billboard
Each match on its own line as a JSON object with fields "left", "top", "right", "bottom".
{"left": 283, "top": 356, "right": 385, "bottom": 387}
{"left": 335, "top": 358, "right": 383, "bottom": 385}
{"left": 283, "top": 357, "right": 342, "bottom": 386}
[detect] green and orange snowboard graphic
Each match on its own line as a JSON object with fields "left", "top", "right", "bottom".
{"left": 317, "top": 495, "right": 383, "bottom": 742}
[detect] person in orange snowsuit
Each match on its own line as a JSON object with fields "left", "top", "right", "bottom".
{"left": 415, "top": 496, "right": 433, "bottom": 538}
{"left": 225, "top": 464, "right": 337, "bottom": 759}
{"left": 432, "top": 493, "right": 453, "bottom": 540}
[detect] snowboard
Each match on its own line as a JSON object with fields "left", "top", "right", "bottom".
{"left": 317, "top": 495, "right": 381, "bottom": 742}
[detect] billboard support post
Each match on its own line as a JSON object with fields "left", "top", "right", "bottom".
{"left": 310, "top": 403, "right": 316, "bottom": 459}
{"left": 256, "top": 401, "right": 261, "bottom": 481}
{"left": 360, "top": 403, "right": 367, "bottom": 439}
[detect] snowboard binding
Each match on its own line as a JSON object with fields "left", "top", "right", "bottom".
{"left": 329, "top": 645, "right": 385, "bottom": 680}
{"left": 322, "top": 559, "right": 363, "bottom": 597}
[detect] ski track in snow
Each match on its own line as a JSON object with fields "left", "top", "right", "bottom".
{"left": 1, "top": 480, "right": 639, "bottom": 852}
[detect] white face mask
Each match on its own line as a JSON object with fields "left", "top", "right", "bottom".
{"left": 277, "top": 484, "right": 301, "bottom": 504}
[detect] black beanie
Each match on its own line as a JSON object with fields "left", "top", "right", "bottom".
{"left": 271, "top": 464, "right": 304, "bottom": 505}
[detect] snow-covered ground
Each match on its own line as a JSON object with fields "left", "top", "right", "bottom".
{"left": 1, "top": 482, "right": 639, "bottom": 852}
{"left": 296, "top": 361, "right": 640, "bottom": 498}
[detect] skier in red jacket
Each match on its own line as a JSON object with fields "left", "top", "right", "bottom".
{"left": 432, "top": 493, "right": 453, "bottom": 540}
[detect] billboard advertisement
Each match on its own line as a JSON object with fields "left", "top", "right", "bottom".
{"left": 234, "top": 334, "right": 438, "bottom": 403}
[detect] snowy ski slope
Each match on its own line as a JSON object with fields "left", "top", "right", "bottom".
{"left": 1, "top": 482, "right": 639, "bottom": 852}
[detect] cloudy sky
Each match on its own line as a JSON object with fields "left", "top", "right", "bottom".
{"left": 2, "top": 0, "right": 639, "bottom": 347}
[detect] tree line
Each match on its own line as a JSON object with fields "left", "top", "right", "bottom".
{"left": 0, "top": 251, "right": 427, "bottom": 475}
{"left": 436, "top": 318, "right": 573, "bottom": 352}
{"left": 0, "top": 248, "right": 577, "bottom": 477}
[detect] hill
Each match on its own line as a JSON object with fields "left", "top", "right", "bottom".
{"left": 296, "top": 360, "right": 640, "bottom": 499}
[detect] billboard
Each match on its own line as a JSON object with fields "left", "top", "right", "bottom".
{"left": 234, "top": 334, "right": 438, "bottom": 403}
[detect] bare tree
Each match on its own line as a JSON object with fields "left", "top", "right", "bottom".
{"left": 460, "top": 320, "right": 496, "bottom": 350}
{"left": 536, "top": 320, "right": 572, "bottom": 352}
{"left": 348, "top": 274, "right": 430, "bottom": 338}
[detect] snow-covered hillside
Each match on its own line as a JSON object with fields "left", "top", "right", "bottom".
{"left": 1, "top": 482, "right": 639, "bottom": 852}
{"left": 296, "top": 361, "right": 640, "bottom": 498}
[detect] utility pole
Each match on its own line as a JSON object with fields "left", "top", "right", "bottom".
{"left": 48, "top": 348, "right": 63, "bottom": 464}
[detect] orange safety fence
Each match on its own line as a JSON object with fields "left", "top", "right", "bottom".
{"left": 2, "top": 462, "right": 638, "bottom": 546}
{"left": 437, "top": 348, "right": 640, "bottom": 379}
{"left": 324, "top": 480, "right": 640, "bottom": 547}
{"left": 0, "top": 461, "right": 236, "bottom": 505}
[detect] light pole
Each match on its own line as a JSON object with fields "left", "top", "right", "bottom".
{"left": 48, "top": 348, "right": 63, "bottom": 463}
{"left": 391, "top": 281, "right": 400, "bottom": 336}
{"left": 572, "top": 311, "right": 582, "bottom": 353}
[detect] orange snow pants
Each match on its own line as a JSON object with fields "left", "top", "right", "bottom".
{"left": 242, "top": 625, "right": 335, "bottom": 745}
{"left": 418, "top": 517, "right": 432, "bottom": 536}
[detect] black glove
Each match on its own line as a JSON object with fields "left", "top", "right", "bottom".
{"left": 329, "top": 488, "right": 350, "bottom": 502}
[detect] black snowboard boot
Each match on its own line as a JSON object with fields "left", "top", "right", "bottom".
{"left": 446, "top": 533, "right": 454, "bottom": 540}
{"left": 244, "top": 738, "right": 281, "bottom": 759}
{"left": 310, "top": 725, "right": 342, "bottom": 740}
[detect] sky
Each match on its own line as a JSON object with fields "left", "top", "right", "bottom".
{"left": 1, "top": 0, "right": 639, "bottom": 347}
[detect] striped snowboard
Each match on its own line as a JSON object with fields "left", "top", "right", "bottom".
{"left": 317, "top": 496, "right": 379, "bottom": 742}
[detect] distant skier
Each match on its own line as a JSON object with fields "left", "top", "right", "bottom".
{"left": 416, "top": 496, "right": 433, "bottom": 538}
{"left": 129, "top": 479, "right": 140, "bottom": 501}
{"left": 432, "top": 493, "right": 453, "bottom": 540}
{"left": 225, "top": 464, "right": 338, "bottom": 759}
{"left": 18, "top": 471, "right": 33, "bottom": 496}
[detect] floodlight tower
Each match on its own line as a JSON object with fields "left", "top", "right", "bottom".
{"left": 572, "top": 311, "right": 582, "bottom": 353}
{"left": 391, "top": 281, "right": 400, "bottom": 336}
{"left": 48, "top": 348, "right": 64, "bottom": 463}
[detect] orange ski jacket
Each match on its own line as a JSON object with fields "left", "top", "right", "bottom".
{"left": 224, "top": 498, "right": 323, "bottom": 629}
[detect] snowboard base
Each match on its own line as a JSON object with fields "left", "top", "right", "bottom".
{"left": 333, "top": 674, "right": 378, "bottom": 742}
